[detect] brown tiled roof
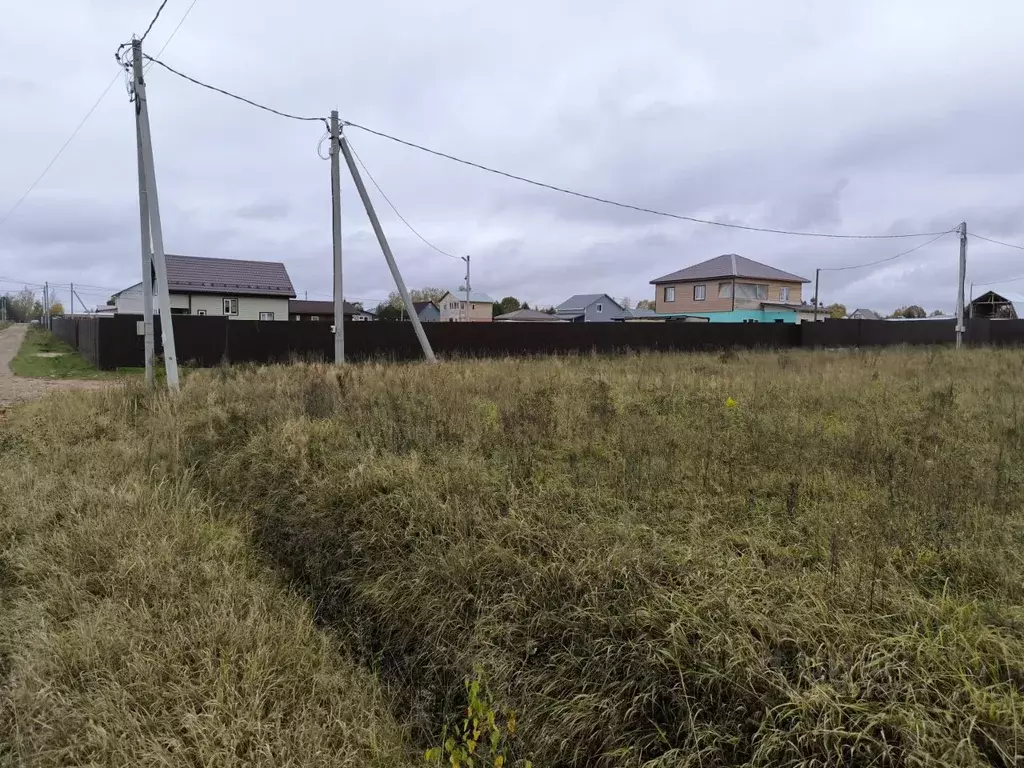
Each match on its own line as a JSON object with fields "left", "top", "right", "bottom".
{"left": 165, "top": 254, "right": 295, "bottom": 297}
{"left": 651, "top": 254, "right": 809, "bottom": 284}
{"left": 289, "top": 299, "right": 367, "bottom": 315}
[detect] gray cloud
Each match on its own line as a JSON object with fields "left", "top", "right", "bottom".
{"left": 2, "top": 0, "right": 1024, "bottom": 316}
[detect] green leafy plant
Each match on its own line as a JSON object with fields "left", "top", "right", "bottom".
{"left": 425, "top": 669, "right": 531, "bottom": 768}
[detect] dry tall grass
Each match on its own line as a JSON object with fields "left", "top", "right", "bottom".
{"left": 133, "top": 348, "right": 1024, "bottom": 767}
{"left": 0, "top": 390, "right": 412, "bottom": 766}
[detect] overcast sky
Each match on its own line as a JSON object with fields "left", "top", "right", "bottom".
{"left": 2, "top": 1, "right": 1023, "bottom": 313}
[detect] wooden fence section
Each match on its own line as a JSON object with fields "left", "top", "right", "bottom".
{"left": 49, "top": 316, "right": 1024, "bottom": 370}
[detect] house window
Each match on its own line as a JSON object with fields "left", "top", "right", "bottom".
{"left": 596, "top": 303, "right": 603, "bottom": 313}
{"left": 693, "top": 284, "right": 706, "bottom": 301}
{"left": 259, "top": 312, "right": 274, "bottom": 321}
{"left": 664, "top": 286, "right": 676, "bottom": 302}
{"left": 779, "top": 286, "right": 790, "bottom": 302}
{"left": 223, "top": 298, "right": 238, "bottom": 315}
{"left": 734, "top": 283, "right": 769, "bottom": 300}
{"left": 310, "top": 315, "right": 319, "bottom": 321}
{"left": 718, "top": 282, "right": 733, "bottom": 298}
{"left": 196, "top": 309, "right": 207, "bottom": 316}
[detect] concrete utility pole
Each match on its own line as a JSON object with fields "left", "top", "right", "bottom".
{"left": 338, "top": 131, "right": 436, "bottom": 362}
{"left": 132, "top": 39, "right": 180, "bottom": 390}
{"left": 956, "top": 221, "right": 967, "bottom": 349}
{"left": 330, "top": 110, "right": 344, "bottom": 363}
{"left": 813, "top": 268, "right": 820, "bottom": 323}
{"left": 43, "top": 282, "right": 49, "bottom": 328}
{"left": 462, "top": 254, "right": 471, "bottom": 322}
{"left": 135, "top": 112, "right": 155, "bottom": 388}
{"left": 70, "top": 283, "right": 74, "bottom": 318}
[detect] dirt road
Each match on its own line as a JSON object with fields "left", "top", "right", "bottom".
{"left": 0, "top": 324, "right": 108, "bottom": 407}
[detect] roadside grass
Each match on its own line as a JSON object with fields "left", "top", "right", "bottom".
{"left": 0, "top": 388, "right": 413, "bottom": 766}
{"left": 142, "top": 349, "right": 1024, "bottom": 767}
{"left": 10, "top": 326, "right": 162, "bottom": 379}
{"left": 10, "top": 326, "right": 114, "bottom": 378}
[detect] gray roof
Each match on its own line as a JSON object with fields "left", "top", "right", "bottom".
{"left": 651, "top": 254, "right": 809, "bottom": 285}
{"left": 289, "top": 299, "right": 370, "bottom": 316}
{"left": 494, "top": 308, "right": 567, "bottom": 322}
{"left": 623, "top": 307, "right": 657, "bottom": 318}
{"left": 555, "top": 294, "right": 621, "bottom": 312}
{"left": 164, "top": 254, "right": 296, "bottom": 297}
{"left": 442, "top": 290, "right": 495, "bottom": 303}
{"left": 849, "top": 308, "right": 881, "bottom": 320}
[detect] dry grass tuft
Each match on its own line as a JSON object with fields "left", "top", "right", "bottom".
{"left": 150, "top": 348, "right": 1024, "bottom": 767}
{"left": 0, "top": 387, "right": 412, "bottom": 767}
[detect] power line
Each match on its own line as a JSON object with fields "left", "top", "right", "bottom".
{"left": 139, "top": 0, "right": 170, "bottom": 42}
{"left": 148, "top": 0, "right": 202, "bottom": 65}
{"left": 347, "top": 139, "right": 460, "bottom": 260}
{"left": 142, "top": 55, "right": 324, "bottom": 122}
{"left": 343, "top": 121, "right": 952, "bottom": 240}
{"left": 133, "top": 57, "right": 953, "bottom": 241}
{"left": 970, "top": 233, "right": 1024, "bottom": 252}
{"left": 819, "top": 230, "right": 954, "bottom": 272}
{"left": 0, "top": 70, "right": 122, "bottom": 230}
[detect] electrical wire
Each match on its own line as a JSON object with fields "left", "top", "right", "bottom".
{"left": 142, "top": 55, "right": 325, "bottom": 122}
{"left": 347, "top": 139, "right": 461, "bottom": 260}
{"left": 139, "top": 0, "right": 170, "bottom": 42}
{"left": 818, "top": 230, "right": 954, "bottom": 272}
{"left": 147, "top": 0, "right": 201, "bottom": 69}
{"left": 125, "top": 57, "right": 956, "bottom": 241}
{"left": 0, "top": 70, "right": 122, "bottom": 230}
{"left": 970, "top": 233, "right": 1024, "bottom": 252}
{"left": 343, "top": 121, "right": 953, "bottom": 240}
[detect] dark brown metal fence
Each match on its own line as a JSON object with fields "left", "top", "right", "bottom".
{"left": 48, "top": 316, "right": 1024, "bottom": 370}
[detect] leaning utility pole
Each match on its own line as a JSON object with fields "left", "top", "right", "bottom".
{"left": 462, "top": 254, "right": 471, "bottom": 322}
{"left": 956, "top": 221, "right": 967, "bottom": 350}
{"left": 337, "top": 131, "right": 436, "bottom": 362}
{"left": 330, "top": 110, "right": 344, "bottom": 363}
{"left": 132, "top": 39, "right": 180, "bottom": 390}
{"left": 812, "top": 268, "right": 820, "bottom": 323}
{"left": 136, "top": 113, "right": 155, "bottom": 388}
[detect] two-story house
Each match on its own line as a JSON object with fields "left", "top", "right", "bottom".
{"left": 650, "top": 254, "right": 813, "bottom": 323}
{"left": 113, "top": 254, "right": 295, "bottom": 320}
{"left": 554, "top": 294, "right": 626, "bottom": 322}
{"left": 438, "top": 291, "right": 495, "bottom": 322}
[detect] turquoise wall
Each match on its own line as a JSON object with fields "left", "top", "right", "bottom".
{"left": 661, "top": 309, "right": 799, "bottom": 324}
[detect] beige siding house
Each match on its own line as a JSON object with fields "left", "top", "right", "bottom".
{"left": 650, "top": 254, "right": 813, "bottom": 322}
{"left": 438, "top": 290, "right": 495, "bottom": 322}
{"left": 113, "top": 254, "right": 295, "bottom": 320}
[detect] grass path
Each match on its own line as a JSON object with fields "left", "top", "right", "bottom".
{"left": 0, "top": 386, "right": 413, "bottom": 766}
{"left": 0, "top": 325, "right": 108, "bottom": 407}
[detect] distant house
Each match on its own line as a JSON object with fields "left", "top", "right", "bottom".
{"left": 412, "top": 301, "right": 440, "bottom": 322}
{"left": 849, "top": 308, "right": 881, "bottom": 320}
{"left": 113, "top": 254, "right": 295, "bottom": 321}
{"left": 494, "top": 308, "right": 567, "bottom": 322}
{"left": 650, "top": 254, "right": 814, "bottom": 323}
{"left": 969, "top": 289, "right": 1024, "bottom": 319}
{"left": 438, "top": 291, "right": 495, "bottom": 322}
{"left": 289, "top": 299, "right": 375, "bottom": 322}
{"left": 555, "top": 294, "right": 625, "bottom": 322}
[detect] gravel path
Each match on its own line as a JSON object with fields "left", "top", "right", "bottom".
{"left": 0, "top": 324, "right": 109, "bottom": 408}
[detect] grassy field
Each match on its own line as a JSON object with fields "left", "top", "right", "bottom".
{"left": 0, "top": 388, "right": 413, "bottom": 766}
{"left": 3, "top": 348, "right": 1024, "bottom": 767}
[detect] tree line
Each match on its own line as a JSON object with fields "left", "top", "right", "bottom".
{"left": 1, "top": 288, "right": 63, "bottom": 322}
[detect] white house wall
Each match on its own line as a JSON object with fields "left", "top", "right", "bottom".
{"left": 115, "top": 286, "right": 288, "bottom": 320}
